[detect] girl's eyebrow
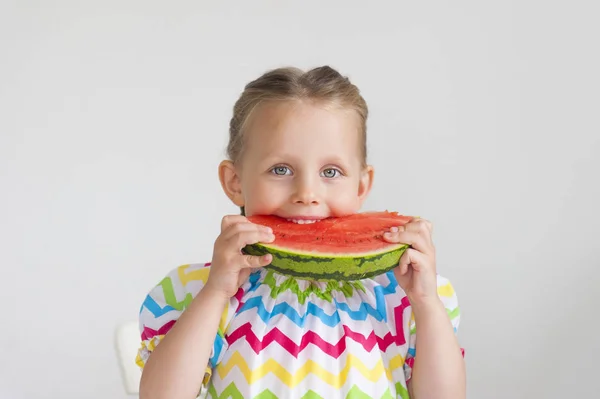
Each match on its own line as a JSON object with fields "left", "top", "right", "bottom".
{"left": 323, "top": 156, "right": 350, "bottom": 166}
{"left": 259, "top": 152, "right": 304, "bottom": 164}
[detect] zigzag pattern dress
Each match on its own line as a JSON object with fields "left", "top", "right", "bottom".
{"left": 136, "top": 262, "right": 461, "bottom": 398}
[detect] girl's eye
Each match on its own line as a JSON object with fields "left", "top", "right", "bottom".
{"left": 321, "top": 168, "right": 340, "bottom": 178}
{"left": 271, "top": 166, "right": 291, "bottom": 176}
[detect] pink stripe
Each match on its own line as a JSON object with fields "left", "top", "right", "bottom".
{"left": 393, "top": 296, "right": 411, "bottom": 346}
{"left": 234, "top": 287, "right": 245, "bottom": 312}
{"left": 226, "top": 318, "right": 411, "bottom": 358}
{"left": 141, "top": 320, "right": 176, "bottom": 341}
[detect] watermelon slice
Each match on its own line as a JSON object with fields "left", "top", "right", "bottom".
{"left": 244, "top": 211, "right": 412, "bottom": 281}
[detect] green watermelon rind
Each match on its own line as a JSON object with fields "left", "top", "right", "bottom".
{"left": 243, "top": 243, "right": 409, "bottom": 281}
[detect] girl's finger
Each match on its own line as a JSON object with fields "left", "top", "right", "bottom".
{"left": 398, "top": 248, "right": 429, "bottom": 274}
{"left": 383, "top": 227, "right": 430, "bottom": 253}
{"left": 223, "top": 221, "right": 273, "bottom": 241}
{"left": 231, "top": 229, "right": 275, "bottom": 250}
{"left": 242, "top": 253, "right": 272, "bottom": 269}
{"left": 221, "top": 215, "right": 248, "bottom": 231}
{"left": 397, "top": 252, "right": 410, "bottom": 276}
{"left": 405, "top": 219, "right": 434, "bottom": 245}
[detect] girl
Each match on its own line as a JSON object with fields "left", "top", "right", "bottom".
{"left": 136, "top": 66, "right": 465, "bottom": 399}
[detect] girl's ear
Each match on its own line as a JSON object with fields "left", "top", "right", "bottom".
{"left": 357, "top": 164, "right": 374, "bottom": 204}
{"left": 218, "top": 160, "right": 245, "bottom": 207}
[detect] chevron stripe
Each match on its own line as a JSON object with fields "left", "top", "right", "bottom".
{"left": 437, "top": 281, "right": 455, "bottom": 297}
{"left": 393, "top": 296, "right": 411, "bottom": 346}
{"left": 210, "top": 334, "right": 225, "bottom": 367}
{"left": 140, "top": 294, "right": 175, "bottom": 317}
{"left": 240, "top": 296, "right": 340, "bottom": 327}
{"left": 334, "top": 292, "right": 387, "bottom": 321}
{"left": 206, "top": 383, "right": 281, "bottom": 399}
{"left": 234, "top": 286, "right": 246, "bottom": 312}
{"left": 141, "top": 320, "right": 175, "bottom": 341}
{"left": 347, "top": 384, "right": 409, "bottom": 399}
{"left": 216, "top": 351, "right": 400, "bottom": 388}
{"left": 177, "top": 263, "right": 211, "bottom": 286}
{"left": 226, "top": 319, "right": 410, "bottom": 358}
{"left": 141, "top": 264, "right": 210, "bottom": 316}
{"left": 396, "top": 383, "right": 409, "bottom": 399}
{"left": 205, "top": 385, "right": 330, "bottom": 399}
{"left": 206, "top": 382, "right": 409, "bottom": 399}
{"left": 239, "top": 271, "right": 400, "bottom": 327}
{"left": 136, "top": 334, "right": 164, "bottom": 368}
{"left": 160, "top": 276, "right": 194, "bottom": 311}
{"left": 447, "top": 306, "right": 460, "bottom": 319}
{"left": 263, "top": 271, "right": 366, "bottom": 304}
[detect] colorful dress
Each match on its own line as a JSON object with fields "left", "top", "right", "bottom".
{"left": 136, "top": 262, "right": 461, "bottom": 398}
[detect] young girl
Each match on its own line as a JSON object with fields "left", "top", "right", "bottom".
{"left": 135, "top": 66, "right": 465, "bottom": 399}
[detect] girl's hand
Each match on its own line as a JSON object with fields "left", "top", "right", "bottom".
{"left": 383, "top": 218, "right": 439, "bottom": 307}
{"left": 205, "top": 215, "right": 275, "bottom": 299}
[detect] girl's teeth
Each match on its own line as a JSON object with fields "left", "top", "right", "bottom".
{"left": 286, "top": 219, "right": 320, "bottom": 224}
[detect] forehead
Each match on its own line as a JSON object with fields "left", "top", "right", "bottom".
{"left": 242, "top": 100, "right": 362, "bottom": 162}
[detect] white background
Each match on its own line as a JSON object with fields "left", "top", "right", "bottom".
{"left": 1, "top": 1, "right": 599, "bottom": 398}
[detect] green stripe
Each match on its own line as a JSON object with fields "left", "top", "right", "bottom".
{"left": 447, "top": 306, "right": 460, "bottom": 320}
{"left": 206, "top": 382, "right": 410, "bottom": 398}
{"left": 264, "top": 270, "right": 366, "bottom": 304}
{"left": 347, "top": 385, "right": 395, "bottom": 399}
{"left": 160, "top": 276, "right": 193, "bottom": 310}
{"left": 396, "top": 382, "right": 410, "bottom": 399}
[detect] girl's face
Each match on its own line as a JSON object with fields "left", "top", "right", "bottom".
{"left": 220, "top": 100, "right": 374, "bottom": 221}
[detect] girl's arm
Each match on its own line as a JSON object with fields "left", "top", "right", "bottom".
{"left": 408, "top": 298, "right": 466, "bottom": 399}
{"left": 139, "top": 216, "right": 274, "bottom": 399}
{"left": 383, "top": 219, "right": 465, "bottom": 399}
{"left": 139, "top": 287, "right": 229, "bottom": 399}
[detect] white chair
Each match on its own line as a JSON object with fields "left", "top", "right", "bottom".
{"left": 114, "top": 321, "right": 142, "bottom": 395}
{"left": 114, "top": 321, "right": 208, "bottom": 398}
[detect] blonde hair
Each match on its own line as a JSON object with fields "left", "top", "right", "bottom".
{"left": 227, "top": 65, "right": 368, "bottom": 165}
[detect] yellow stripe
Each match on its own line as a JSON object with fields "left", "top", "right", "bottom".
{"left": 176, "top": 264, "right": 230, "bottom": 330}
{"left": 437, "top": 282, "right": 455, "bottom": 297}
{"left": 178, "top": 264, "right": 211, "bottom": 286}
{"left": 203, "top": 367, "right": 212, "bottom": 386}
{"left": 217, "top": 351, "right": 404, "bottom": 388}
{"left": 219, "top": 302, "right": 229, "bottom": 331}
{"left": 148, "top": 336, "right": 162, "bottom": 351}
{"left": 136, "top": 335, "right": 165, "bottom": 368}
{"left": 385, "top": 354, "right": 405, "bottom": 380}
{"left": 135, "top": 352, "right": 144, "bottom": 368}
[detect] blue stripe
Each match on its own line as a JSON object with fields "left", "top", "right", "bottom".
{"left": 210, "top": 334, "right": 224, "bottom": 367}
{"left": 240, "top": 296, "right": 342, "bottom": 327}
{"left": 238, "top": 270, "right": 399, "bottom": 326}
{"left": 141, "top": 295, "right": 175, "bottom": 317}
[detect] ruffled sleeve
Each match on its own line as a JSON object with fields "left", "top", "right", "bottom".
{"left": 403, "top": 275, "right": 463, "bottom": 382}
{"left": 135, "top": 263, "right": 239, "bottom": 387}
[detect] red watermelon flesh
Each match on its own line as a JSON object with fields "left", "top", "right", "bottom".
{"left": 247, "top": 211, "right": 412, "bottom": 256}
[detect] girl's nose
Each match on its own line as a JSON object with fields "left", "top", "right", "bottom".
{"left": 292, "top": 179, "right": 320, "bottom": 205}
